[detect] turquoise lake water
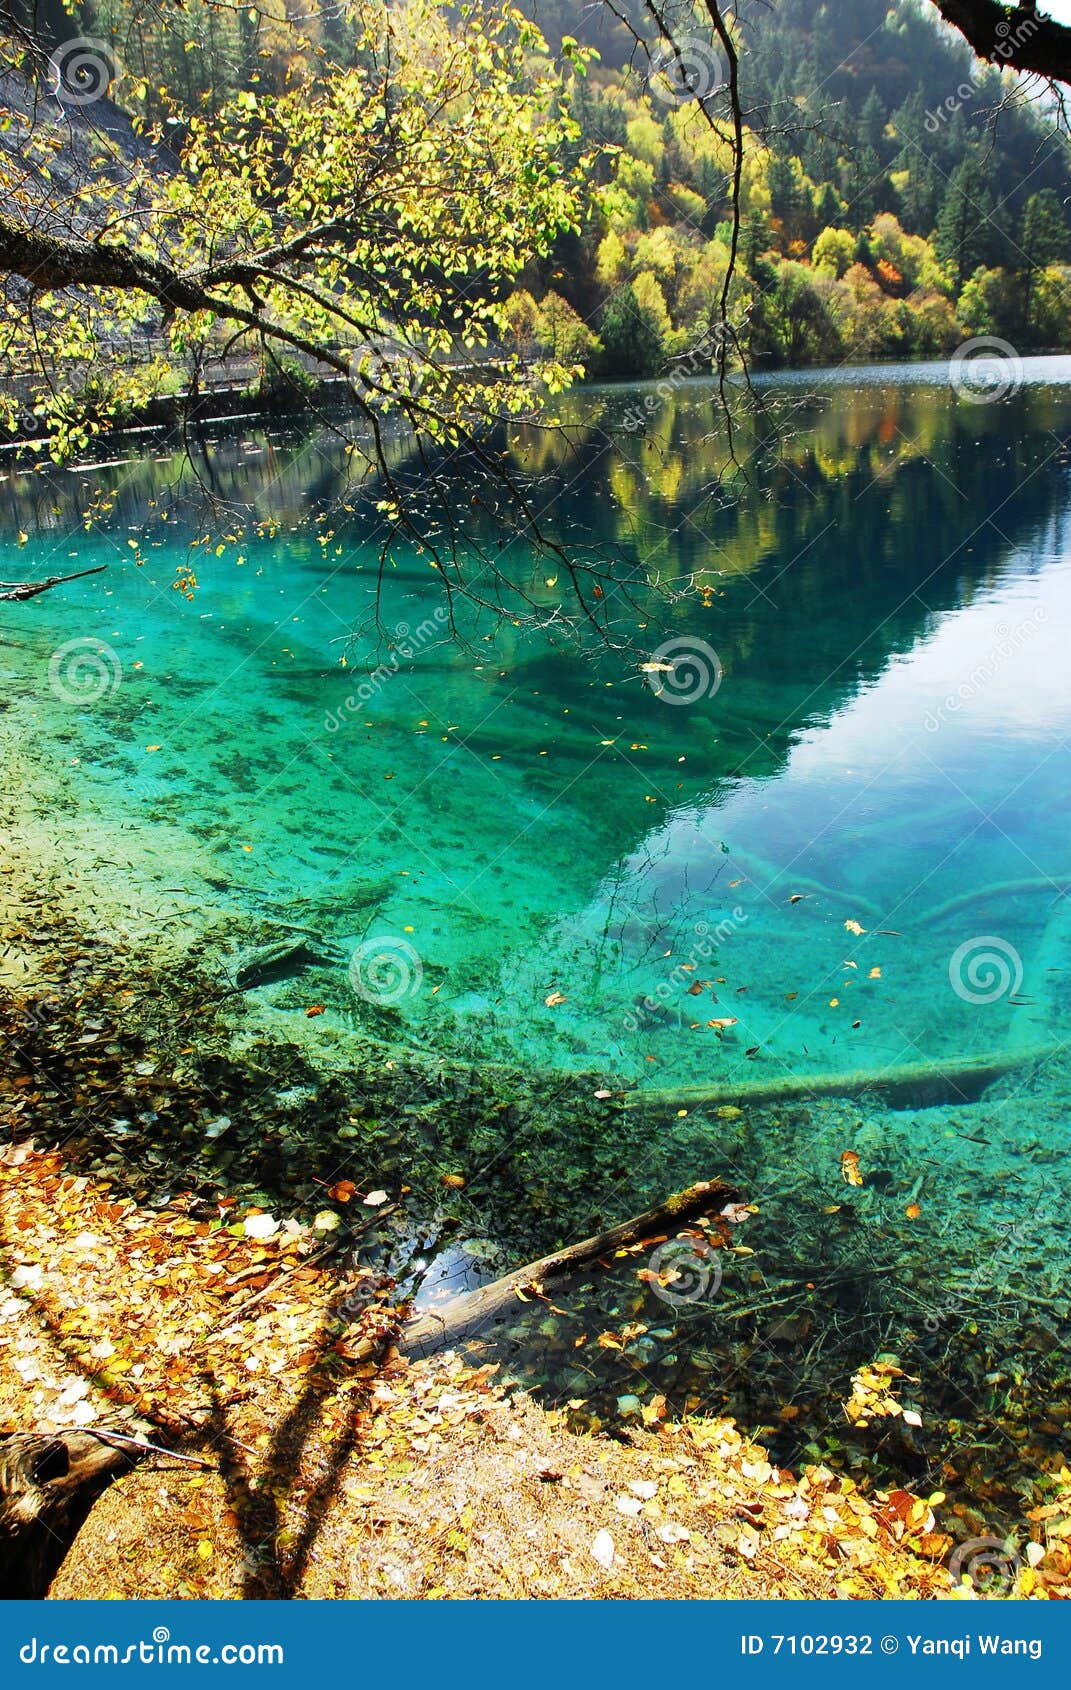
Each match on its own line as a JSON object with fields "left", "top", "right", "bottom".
{"left": 4, "top": 363, "right": 1071, "bottom": 1090}
{"left": 3, "top": 361, "right": 1071, "bottom": 1489}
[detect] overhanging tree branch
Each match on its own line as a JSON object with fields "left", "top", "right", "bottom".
{"left": 929, "top": 1, "right": 1071, "bottom": 85}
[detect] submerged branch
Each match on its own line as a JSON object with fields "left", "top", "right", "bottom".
{"left": 0, "top": 565, "right": 108, "bottom": 602}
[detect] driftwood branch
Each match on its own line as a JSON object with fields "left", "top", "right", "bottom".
{"left": 386, "top": 1178, "right": 739, "bottom": 1362}
{"left": 0, "top": 1430, "right": 141, "bottom": 1598}
{"left": 0, "top": 565, "right": 108, "bottom": 603}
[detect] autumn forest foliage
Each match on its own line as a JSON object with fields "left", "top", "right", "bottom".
{"left": 4, "top": 0, "right": 1071, "bottom": 446}
{"left": 67, "top": 0, "right": 1071, "bottom": 373}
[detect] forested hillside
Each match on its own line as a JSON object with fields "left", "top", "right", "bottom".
{"left": 515, "top": 0, "right": 1071, "bottom": 371}
{"left": 6, "top": 0, "right": 1071, "bottom": 397}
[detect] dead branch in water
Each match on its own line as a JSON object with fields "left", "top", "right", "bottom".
{"left": 0, "top": 565, "right": 108, "bottom": 602}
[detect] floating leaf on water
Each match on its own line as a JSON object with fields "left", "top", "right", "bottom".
{"left": 544, "top": 991, "right": 567, "bottom": 1007}
{"left": 844, "top": 919, "right": 866, "bottom": 936}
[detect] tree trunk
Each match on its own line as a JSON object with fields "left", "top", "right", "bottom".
{"left": 388, "top": 1177, "right": 739, "bottom": 1361}
{"left": 0, "top": 1432, "right": 139, "bottom": 1599}
{"left": 621, "top": 1047, "right": 1051, "bottom": 1118}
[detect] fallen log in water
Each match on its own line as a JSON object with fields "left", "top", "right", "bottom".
{"left": 399, "top": 1177, "right": 738, "bottom": 1358}
{"left": 342, "top": 1178, "right": 739, "bottom": 1365}
{"left": 620, "top": 1047, "right": 1056, "bottom": 1119}
{"left": 226, "top": 937, "right": 339, "bottom": 990}
{"left": 921, "top": 878, "right": 1071, "bottom": 926}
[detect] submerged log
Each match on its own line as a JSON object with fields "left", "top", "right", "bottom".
{"left": 0, "top": 1431, "right": 139, "bottom": 1598}
{"left": 921, "top": 878, "right": 1071, "bottom": 926}
{"left": 228, "top": 937, "right": 335, "bottom": 990}
{"left": 621, "top": 1047, "right": 1055, "bottom": 1119}
{"left": 392, "top": 1177, "right": 739, "bottom": 1361}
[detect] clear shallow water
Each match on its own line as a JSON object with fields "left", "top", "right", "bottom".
{"left": 4, "top": 364, "right": 1071, "bottom": 1499}
{"left": 4, "top": 367, "right": 1071, "bottom": 1094}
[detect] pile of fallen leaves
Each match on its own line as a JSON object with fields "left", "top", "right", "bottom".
{"left": 3, "top": 1142, "right": 1070, "bottom": 1600}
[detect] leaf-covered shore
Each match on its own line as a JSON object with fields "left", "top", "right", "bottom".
{"left": 7, "top": 1135, "right": 1069, "bottom": 1601}
{"left": 2, "top": 737, "right": 1070, "bottom": 1600}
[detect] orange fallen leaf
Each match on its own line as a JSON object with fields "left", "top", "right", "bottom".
{"left": 544, "top": 991, "right": 567, "bottom": 1007}
{"left": 840, "top": 1150, "right": 864, "bottom": 1187}
{"left": 906, "top": 1202, "right": 921, "bottom": 1219}
{"left": 305, "top": 1005, "right": 325, "bottom": 1017}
